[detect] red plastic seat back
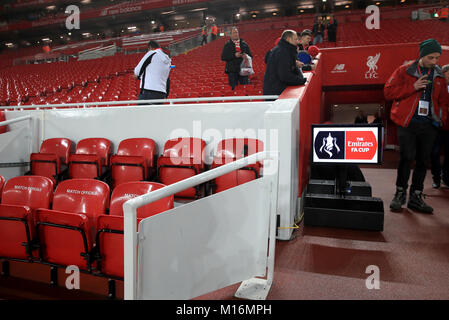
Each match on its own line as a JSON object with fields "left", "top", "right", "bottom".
{"left": 69, "top": 138, "right": 111, "bottom": 179}
{"left": 215, "top": 138, "right": 263, "bottom": 160}
{"left": 110, "top": 138, "right": 157, "bottom": 187}
{"left": 40, "top": 138, "right": 73, "bottom": 165}
{"left": 36, "top": 209, "right": 92, "bottom": 269}
{"left": 2, "top": 176, "right": 54, "bottom": 209}
{"left": 52, "top": 179, "right": 110, "bottom": 225}
{"left": 109, "top": 181, "right": 174, "bottom": 219}
{"left": 158, "top": 138, "right": 206, "bottom": 199}
{"left": 162, "top": 137, "right": 206, "bottom": 166}
{"left": 75, "top": 138, "right": 111, "bottom": 166}
{"left": 0, "top": 176, "right": 53, "bottom": 260}
{"left": 212, "top": 139, "right": 264, "bottom": 193}
{"left": 96, "top": 215, "right": 125, "bottom": 278}
{"left": 116, "top": 138, "right": 156, "bottom": 167}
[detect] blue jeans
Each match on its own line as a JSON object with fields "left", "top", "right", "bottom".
{"left": 313, "top": 34, "right": 323, "bottom": 44}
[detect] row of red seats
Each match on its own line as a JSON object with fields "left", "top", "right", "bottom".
{"left": 31, "top": 137, "right": 264, "bottom": 199}
{"left": 0, "top": 175, "right": 173, "bottom": 297}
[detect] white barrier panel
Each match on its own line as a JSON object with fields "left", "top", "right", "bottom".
{"left": 124, "top": 152, "right": 279, "bottom": 300}
{"left": 0, "top": 115, "right": 37, "bottom": 180}
{"left": 137, "top": 178, "right": 270, "bottom": 299}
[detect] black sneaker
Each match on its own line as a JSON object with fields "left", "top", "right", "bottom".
{"left": 390, "top": 187, "right": 406, "bottom": 212}
{"left": 442, "top": 178, "right": 449, "bottom": 188}
{"left": 407, "top": 190, "right": 433, "bottom": 214}
{"left": 432, "top": 180, "right": 441, "bottom": 189}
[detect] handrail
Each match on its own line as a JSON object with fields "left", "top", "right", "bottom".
{"left": 0, "top": 96, "right": 279, "bottom": 110}
{"left": 0, "top": 115, "right": 31, "bottom": 127}
{"left": 123, "top": 150, "right": 278, "bottom": 300}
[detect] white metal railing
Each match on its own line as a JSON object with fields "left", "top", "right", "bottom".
{"left": 0, "top": 96, "right": 279, "bottom": 111}
{"left": 123, "top": 151, "right": 279, "bottom": 300}
{"left": 0, "top": 115, "right": 31, "bottom": 127}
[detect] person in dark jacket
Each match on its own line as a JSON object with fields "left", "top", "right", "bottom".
{"left": 327, "top": 15, "right": 338, "bottom": 44}
{"left": 221, "top": 27, "right": 252, "bottom": 90}
{"left": 263, "top": 30, "right": 307, "bottom": 96}
{"left": 312, "top": 17, "right": 325, "bottom": 45}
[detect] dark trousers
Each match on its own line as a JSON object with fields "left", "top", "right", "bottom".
{"left": 431, "top": 129, "right": 449, "bottom": 183}
{"left": 227, "top": 73, "right": 249, "bottom": 90}
{"left": 138, "top": 89, "right": 166, "bottom": 105}
{"left": 396, "top": 121, "right": 438, "bottom": 192}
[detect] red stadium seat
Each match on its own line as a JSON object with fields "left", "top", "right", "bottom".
{"left": 68, "top": 138, "right": 111, "bottom": 180}
{"left": 211, "top": 138, "right": 263, "bottom": 193}
{"left": 0, "top": 176, "right": 54, "bottom": 261}
{"left": 35, "top": 179, "right": 109, "bottom": 271}
{"left": 157, "top": 137, "right": 206, "bottom": 198}
{"left": 110, "top": 138, "right": 157, "bottom": 188}
{"left": 94, "top": 181, "right": 173, "bottom": 279}
{"left": 30, "top": 138, "right": 73, "bottom": 184}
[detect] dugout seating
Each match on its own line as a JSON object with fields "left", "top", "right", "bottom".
{"left": 157, "top": 137, "right": 206, "bottom": 199}
{"left": 30, "top": 138, "right": 73, "bottom": 184}
{"left": 110, "top": 138, "right": 157, "bottom": 188}
{"left": 0, "top": 176, "right": 54, "bottom": 261}
{"left": 94, "top": 181, "right": 174, "bottom": 279}
{"left": 34, "top": 179, "right": 110, "bottom": 271}
{"left": 68, "top": 138, "right": 111, "bottom": 180}
{"left": 211, "top": 138, "right": 264, "bottom": 193}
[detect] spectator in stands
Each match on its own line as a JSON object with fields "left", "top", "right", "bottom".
{"left": 221, "top": 27, "right": 252, "bottom": 90}
{"left": 312, "top": 17, "right": 325, "bottom": 45}
{"left": 134, "top": 40, "right": 171, "bottom": 103}
{"left": 211, "top": 24, "right": 218, "bottom": 41}
{"left": 431, "top": 64, "right": 449, "bottom": 188}
{"left": 385, "top": 39, "right": 449, "bottom": 213}
{"left": 354, "top": 110, "right": 368, "bottom": 124}
{"left": 371, "top": 110, "right": 383, "bottom": 124}
{"left": 327, "top": 14, "right": 338, "bottom": 44}
{"left": 297, "top": 30, "right": 317, "bottom": 72}
{"left": 263, "top": 30, "right": 307, "bottom": 96}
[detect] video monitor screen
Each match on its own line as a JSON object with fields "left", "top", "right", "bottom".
{"left": 311, "top": 124, "right": 383, "bottom": 165}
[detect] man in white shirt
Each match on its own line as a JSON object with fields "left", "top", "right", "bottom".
{"left": 134, "top": 40, "right": 171, "bottom": 102}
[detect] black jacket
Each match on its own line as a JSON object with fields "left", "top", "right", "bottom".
{"left": 221, "top": 38, "right": 252, "bottom": 74}
{"left": 263, "top": 39, "right": 307, "bottom": 96}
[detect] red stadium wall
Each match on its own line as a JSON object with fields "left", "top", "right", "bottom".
{"left": 279, "top": 43, "right": 448, "bottom": 197}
